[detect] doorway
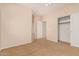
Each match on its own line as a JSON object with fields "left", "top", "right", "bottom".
{"left": 32, "top": 15, "right": 37, "bottom": 42}
{"left": 58, "top": 16, "right": 70, "bottom": 44}
{"left": 36, "top": 20, "right": 46, "bottom": 39}
{"left": 42, "top": 21, "right": 46, "bottom": 39}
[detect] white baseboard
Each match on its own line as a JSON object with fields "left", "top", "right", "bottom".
{"left": 0, "top": 40, "right": 32, "bottom": 51}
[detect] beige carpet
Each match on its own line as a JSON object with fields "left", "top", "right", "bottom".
{"left": 0, "top": 39, "right": 79, "bottom": 56}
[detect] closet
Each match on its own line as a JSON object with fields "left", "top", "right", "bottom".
{"left": 58, "top": 16, "right": 70, "bottom": 43}
{"left": 58, "top": 12, "right": 79, "bottom": 48}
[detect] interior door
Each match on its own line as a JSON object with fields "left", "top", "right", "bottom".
{"left": 71, "top": 12, "right": 79, "bottom": 47}
{"left": 37, "top": 20, "right": 43, "bottom": 39}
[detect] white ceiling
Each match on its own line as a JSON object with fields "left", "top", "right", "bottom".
{"left": 19, "top": 3, "right": 65, "bottom": 16}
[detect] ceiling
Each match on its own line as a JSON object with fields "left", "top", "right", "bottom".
{"left": 19, "top": 3, "right": 65, "bottom": 16}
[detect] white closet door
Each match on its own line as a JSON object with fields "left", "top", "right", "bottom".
{"left": 37, "top": 20, "right": 43, "bottom": 39}
{"left": 71, "top": 13, "right": 79, "bottom": 47}
{"left": 59, "top": 23, "right": 70, "bottom": 43}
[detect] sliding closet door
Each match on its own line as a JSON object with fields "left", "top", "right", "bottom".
{"left": 59, "top": 23, "right": 70, "bottom": 43}
{"left": 71, "top": 12, "right": 79, "bottom": 47}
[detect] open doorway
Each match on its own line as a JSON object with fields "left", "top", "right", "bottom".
{"left": 58, "top": 15, "right": 70, "bottom": 44}
{"left": 42, "top": 21, "right": 46, "bottom": 39}
{"left": 32, "top": 15, "right": 37, "bottom": 42}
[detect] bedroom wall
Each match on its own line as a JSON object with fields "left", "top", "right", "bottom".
{"left": 0, "top": 4, "right": 32, "bottom": 50}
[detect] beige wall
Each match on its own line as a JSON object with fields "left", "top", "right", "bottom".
{"left": 0, "top": 4, "right": 32, "bottom": 50}
{"left": 44, "top": 4, "right": 79, "bottom": 42}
